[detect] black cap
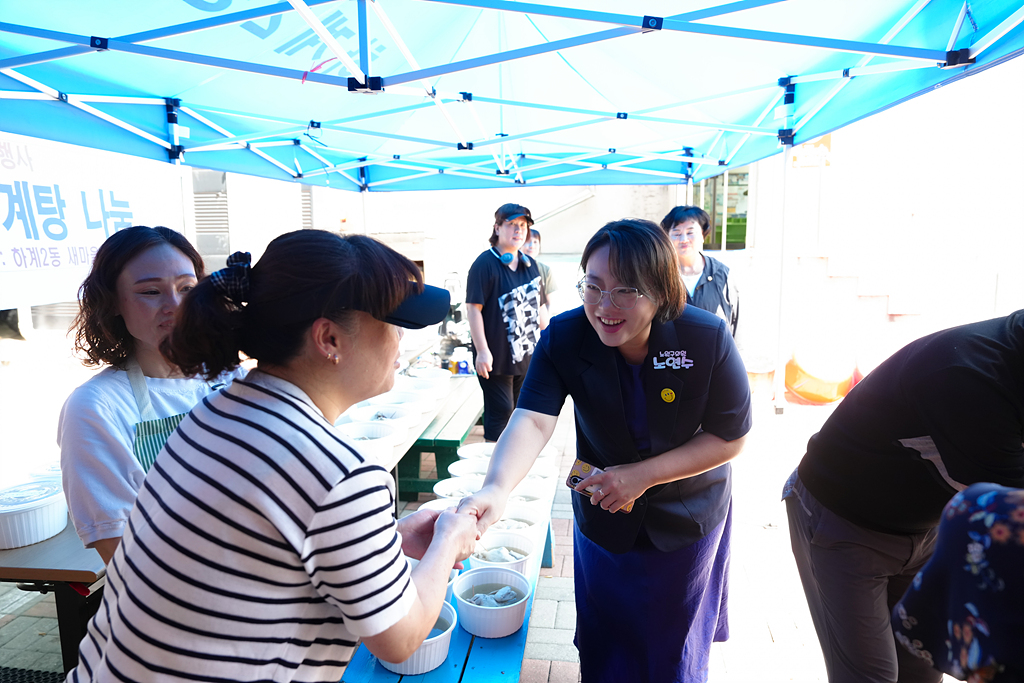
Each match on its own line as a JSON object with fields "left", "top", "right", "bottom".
{"left": 381, "top": 283, "right": 451, "bottom": 329}
{"left": 495, "top": 203, "right": 534, "bottom": 226}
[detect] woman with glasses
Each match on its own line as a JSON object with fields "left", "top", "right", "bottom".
{"left": 661, "top": 205, "right": 738, "bottom": 336}
{"left": 459, "top": 219, "right": 752, "bottom": 683}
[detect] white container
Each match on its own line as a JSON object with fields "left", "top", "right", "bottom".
{"left": 432, "top": 476, "right": 484, "bottom": 501}
{"left": 447, "top": 458, "right": 491, "bottom": 479}
{"left": 453, "top": 567, "right": 531, "bottom": 639}
{"left": 368, "top": 391, "right": 433, "bottom": 414}
{"left": 379, "top": 599, "right": 457, "bottom": 675}
{"left": 416, "top": 498, "right": 459, "bottom": 513}
{"left": 0, "top": 481, "right": 68, "bottom": 549}
{"left": 347, "top": 404, "right": 418, "bottom": 437}
{"left": 508, "top": 480, "right": 550, "bottom": 507}
{"left": 336, "top": 421, "right": 399, "bottom": 463}
{"left": 457, "top": 442, "right": 560, "bottom": 461}
{"left": 527, "top": 461, "right": 558, "bottom": 480}
{"left": 407, "top": 367, "right": 455, "bottom": 383}
{"left": 394, "top": 374, "right": 452, "bottom": 397}
{"left": 492, "top": 504, "right": 546, "bottom": 539}
{"left": 470, "top": 530, "right": 535, "bottom": 574}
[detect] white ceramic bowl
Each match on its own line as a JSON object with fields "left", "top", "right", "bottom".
{"left": 0, "top": 481, "right": 68, "bottom": 549}
{"left": 508, "top": 480, "right": 550, "bottom": 507}
{"left": 394, "top": 374, "right": 452, "bottom": 397}
{"left": 453, "top": 567, "right": 531, "bottom": 639}
{"left": 492, "top": 504, "right": 546, "bottom": 538}
{"left": 347, "top": 404, "right": 419, "bottom": 437}
{"left": 447, "top": 458, "right": 491, "bottom": 479}
{"left": 416, "top": 497, "right": 460, "bottom": 513}
{"left": 368, "top": 391, "right": 433, "bottom": 414}
{"left": 527, "top": 461, "right": 558, "bottom": 480}
{"left": 379, "top": 600, "right": 457, "bottom": 675}
{"left": 457, "top": 442, "right": 560, "bottom": 461}
{"left": 469, "top": 530, "right": 535, "bottom": 574}
{"left": 456, "top": 442, "right": 494, "bottom": 460}
{"left": 432, "top": 476, "right": 484, "bottom": 501}
{"left": 407, "top": 367, "right": 455, "bottom": 383}
{"left": 408, "top": 556, "right": 461, "bottom": 602}
{"left": 336, "top": 421, "right": 400, "bottom": 462}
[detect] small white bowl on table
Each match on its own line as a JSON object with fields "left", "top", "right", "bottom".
{"left": 367, "top": 390, "right": 434, "bottom": 415}
{"left": 432, "top": 476, "right": 484, "bottom": 501}
{"left": 0, "top": 481, "right": 68, "bottom": 550}
{"left": 346, "top": 404, "right": 418, "bottom": 440}
{"left": 378, "top": 599, "right": 458, "bottom": 675}
{"left": 453, "top": 566, "right": 532, "bottom": 639}
{"left": 336, "top": 421, "right": 400, "bottom": 463}
{"left": 470, "top": 529, "right": 535, "bottom": 574}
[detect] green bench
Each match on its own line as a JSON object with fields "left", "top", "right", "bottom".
{"left": 397, "top": 377, "right": 483, "bottom": 502}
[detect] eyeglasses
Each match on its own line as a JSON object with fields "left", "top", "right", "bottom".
{"left": 577, "top": 280, "right": 644, "bottom": 310}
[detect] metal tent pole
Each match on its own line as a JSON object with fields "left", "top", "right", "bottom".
{"left": 773, "top": 144, "right": 792, "bottom": 414}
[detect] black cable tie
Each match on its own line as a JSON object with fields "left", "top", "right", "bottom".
{"left": 90, "top": 37, "right": 108, "bottom": 50}
{"left": 460, "top": 91, "right": 473, "bottom": 101}
{"left": 458, "top": 142, "right": 474, "bottom": 150}
{"left": 616, "top": 112, "right": 628, "bottom": 120}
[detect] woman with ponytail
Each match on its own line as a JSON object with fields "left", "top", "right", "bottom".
{"left": 59, "top": 226, "right": 245, "bottom": 565}
{"left": 67, "top": 229, "right": 480, "bottom": 683}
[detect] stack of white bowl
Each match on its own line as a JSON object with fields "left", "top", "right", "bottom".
{"left": 0, "top": 480, "right": 68, "bottom": 549}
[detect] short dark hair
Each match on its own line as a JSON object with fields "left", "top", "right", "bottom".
{"left": 72, "top": 226, "right": 204, "bottom": 369}
{"left": 164, "top": 230, "right": 423, "bottom": 380}
{"left": 580, "top": 219, "right": 684, "bottom": 324}
{"left": 490, "top": 203, "right": 533, "bottom": 246}
{"left": 528, "top": 228, "right": 541, "bottom": 243}
{"left": 661, "top": 205, "right": 712, "bottom": 238}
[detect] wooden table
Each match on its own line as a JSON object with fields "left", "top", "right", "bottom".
{"left": 0, "top": 516, "right": 106, "bottom": 673}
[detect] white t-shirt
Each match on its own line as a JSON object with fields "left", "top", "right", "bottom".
{"left": 58, "top": 365, "right": 244, "bottom": 547}
{"left": 681, "top": 268, "right": 704, "bottom": 298}
{"left": 70, "top": 370, "right": 415, "bottom": 682}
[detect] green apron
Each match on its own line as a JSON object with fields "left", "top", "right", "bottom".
{"left": 126, "top": 358, "right": 188, "bottom": 473}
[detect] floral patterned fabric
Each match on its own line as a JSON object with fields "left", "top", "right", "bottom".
{"left": 892, "top": 483, "right": 1024, "bottom": 682}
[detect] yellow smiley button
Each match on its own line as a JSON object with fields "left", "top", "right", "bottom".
{"left": 661, "top": 388, "right": 676, "bottom": 403}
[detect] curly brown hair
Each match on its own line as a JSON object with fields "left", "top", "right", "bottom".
{"left": 71, "top": 226, "right": 204, "bottom": 369}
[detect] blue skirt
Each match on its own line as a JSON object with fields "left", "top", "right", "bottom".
{"left": 573, "top": 503, "right": 731, "bottom": 683}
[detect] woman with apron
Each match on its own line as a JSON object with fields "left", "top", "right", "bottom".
{"left": 58, "top": 226, "right": 243, "bottom": 565}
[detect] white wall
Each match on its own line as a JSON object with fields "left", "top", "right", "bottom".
{"left": 225, "top": 173, "right": 305, "bottom": 264}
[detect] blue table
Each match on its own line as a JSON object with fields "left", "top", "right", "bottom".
{"left": 342, "top": 563, "right": 541, "bottom": 682}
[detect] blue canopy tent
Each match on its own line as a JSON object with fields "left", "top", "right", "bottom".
{"left": 1, "top": 0, "right": 1023, "bottom": 192}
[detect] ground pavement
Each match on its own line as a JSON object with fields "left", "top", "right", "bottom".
{"left": 1, "top": 393, "right": 958, "bottom": 683}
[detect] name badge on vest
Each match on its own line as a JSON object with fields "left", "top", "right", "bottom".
{"left": 651, "top": 349, "right": 694, "bottom": 371}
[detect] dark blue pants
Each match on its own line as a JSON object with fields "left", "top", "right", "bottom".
{"left": 573, "top": 505, "right": 732, "bottom": 683}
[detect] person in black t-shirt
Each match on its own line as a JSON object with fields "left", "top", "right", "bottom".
{"left": 783, "top": 311, "right": 1024, "bottom": 683}
{"left": 465, "top": 203, "right": 545, "bottom": 441}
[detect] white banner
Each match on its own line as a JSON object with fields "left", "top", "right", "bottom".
{"left": 0, "top": 131, "right": 190, "bottom": 309}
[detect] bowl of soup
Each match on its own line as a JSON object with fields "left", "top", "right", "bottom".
{"left": 453, "top": 566, "right": 531, "bottom": 639}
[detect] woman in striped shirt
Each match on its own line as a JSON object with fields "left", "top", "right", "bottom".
{"left": 66, "top": 230, "right": 479, "bottom": 682}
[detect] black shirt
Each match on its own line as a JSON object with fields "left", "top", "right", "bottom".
{"left": 799, "top": 311, "right": 1024, "bottom": 535}
{"left": 466, "top": 250, "right": 543, "bottom": 376}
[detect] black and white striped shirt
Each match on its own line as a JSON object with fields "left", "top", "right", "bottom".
{"left": 68, "top": 370, "right": 416, "bottom": 683}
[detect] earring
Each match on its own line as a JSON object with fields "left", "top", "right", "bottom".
{"left": 331, "top": 354, "right": 339, "bottom": 365}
